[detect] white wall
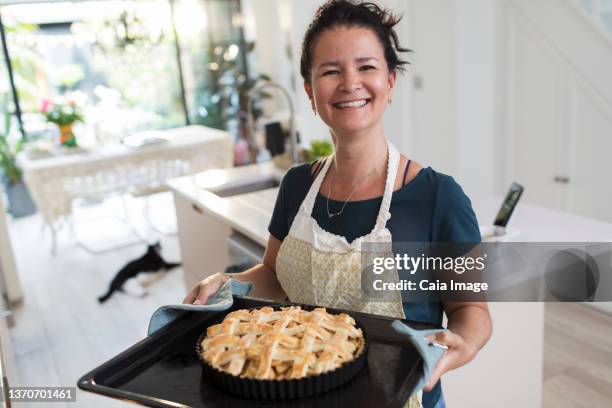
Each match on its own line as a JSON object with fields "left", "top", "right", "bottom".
{"left": 454, "top": 0, "right": 499, "bottom": 198}
{"left": 409, "top": 0, "right": 457, "bottom": 177}
{"left": 379, "top": 0, "right": 412, "bottom": 155}
{"left": 409, "top": 0, "right": 500, "bottom": 198}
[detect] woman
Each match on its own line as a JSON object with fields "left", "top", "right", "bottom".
{"left": 183, "top": 1, "right": 492, "bottom": 407}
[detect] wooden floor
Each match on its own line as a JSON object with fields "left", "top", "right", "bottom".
{"left": 6, "top": 195, "right": 186, "bottom": 407}
{"left": 543, "top": 303, "right": 612, "bottom": 408}
{"left": 4, "top": 196, "right": 612, "bottom": 407}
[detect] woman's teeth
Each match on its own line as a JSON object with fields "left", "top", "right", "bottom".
{"left": 334, "top": 99, "right": 369, "bottom": 109}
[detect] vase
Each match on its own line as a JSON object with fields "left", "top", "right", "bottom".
{"left": 59, "top": 124, "right": 77, "bottom": 147}
{"left": 3, "top": 179, "right": 37, "bottom": 218}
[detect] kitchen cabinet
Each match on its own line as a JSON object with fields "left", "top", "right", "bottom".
{"left": 173, "top": 191, "right": 231, "bottom": 290}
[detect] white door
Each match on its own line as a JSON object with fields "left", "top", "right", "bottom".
{"left": 502, "top": 0, "right": 612, "bottom": 222}
{"left": 502, "top": 2, "right": 567, "bottom": 210}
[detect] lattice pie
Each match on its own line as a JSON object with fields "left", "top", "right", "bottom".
{"left": 199, "top": 306, "right": 365, "bottom": 380}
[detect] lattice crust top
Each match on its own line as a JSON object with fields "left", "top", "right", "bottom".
{"left": 200, "top": 306, "right": 365, "bottom": 380}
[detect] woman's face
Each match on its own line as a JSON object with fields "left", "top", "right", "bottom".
{"left": 305, "top": 25, "right": 396, "bottom": 136}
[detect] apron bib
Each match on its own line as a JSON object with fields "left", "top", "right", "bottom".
{"left": 276, "top": 140, "right": 405, "bottom": 319}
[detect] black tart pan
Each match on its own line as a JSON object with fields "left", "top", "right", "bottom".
{"left": 196, "top": 305, "right": 367, "bottom": 399}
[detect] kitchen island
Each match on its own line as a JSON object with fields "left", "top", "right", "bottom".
{"left": 168, "top": 162, "right": 612, "bottom": 408}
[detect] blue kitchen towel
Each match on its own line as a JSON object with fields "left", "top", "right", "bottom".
{"left": 147, "top": 279, "right": 252, "bottom": 336}
{"left": 391, "top": 320, "right": 448, "bottom": 393}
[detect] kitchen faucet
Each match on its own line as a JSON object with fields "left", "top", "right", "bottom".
{"left": 246, "top": 80, "right": 299, "bottom": 164}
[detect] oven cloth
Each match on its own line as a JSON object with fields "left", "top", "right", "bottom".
{"left": 391, "top": 320, "right": 447, "bottom": 395}
{"left": 147, "top": 279, "right": 252, "bottom": 336}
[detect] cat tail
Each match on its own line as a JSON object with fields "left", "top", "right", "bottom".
{"left": 98, "top": 287, "right": 114, "bottom": 303}
{"left": 164, "top": 262, "right": 182, "bottom": 269}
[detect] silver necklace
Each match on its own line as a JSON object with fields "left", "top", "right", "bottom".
{"left": 326, "top": 156, "right": 386, "bottom": 219}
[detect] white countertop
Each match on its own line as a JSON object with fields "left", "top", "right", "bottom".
{"left": 168, "top": 161, "right": 284, "bottom": 247}
{"left": 168, "top": 162, "right": 612, "bottom": 246}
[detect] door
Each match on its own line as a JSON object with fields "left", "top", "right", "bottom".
{"left": 502, "top": 3, "right": 567, "bottom": 210}
{"left": 502, "top": 0, "right": 612, "bottom": 222}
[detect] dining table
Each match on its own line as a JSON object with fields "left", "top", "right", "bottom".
{"left": 18, "top": 125, "right": 233, "bottom": 253}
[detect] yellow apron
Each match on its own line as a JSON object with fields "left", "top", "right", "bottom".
{"left": 275, "top": 140, "right": 421, "bottom": 408}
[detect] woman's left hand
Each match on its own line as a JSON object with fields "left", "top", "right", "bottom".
{"left": 423, "top": 330, "right": 477, "bottom": 392}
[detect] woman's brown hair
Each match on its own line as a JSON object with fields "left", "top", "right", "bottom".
{"left": 300, "top": 0, "right": 411, "bottom": 83}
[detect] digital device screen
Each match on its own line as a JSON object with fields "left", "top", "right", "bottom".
{"left": 494, "top": 182, "right": 524, "bottom": 227}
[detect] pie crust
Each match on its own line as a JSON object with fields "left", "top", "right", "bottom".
{"left": 199, "top": 306, "right": 365, "bottom": 380}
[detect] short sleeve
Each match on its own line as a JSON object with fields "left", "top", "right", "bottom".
{"left": 267, "top": 165, "right": 311, "bottom": 241}
{"left": 268, "top": 170, "right": 291, "bottom": 241}
{"left": 431, "top": 175, "right": 481, "bottom": 243}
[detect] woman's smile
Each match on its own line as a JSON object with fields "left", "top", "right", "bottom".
{"left": 332, "top": 98, "right": 372, "bottom": 110}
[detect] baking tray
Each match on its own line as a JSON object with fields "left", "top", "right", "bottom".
{"left": 78, "top": 297, "right": 439, "bottom": 408}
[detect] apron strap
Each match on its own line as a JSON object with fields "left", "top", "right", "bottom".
{"left": 301, "top": 154, "right": 333, "bottom": 215}
{"left": 374, "top": 140, "right": 400, "bottom": 231}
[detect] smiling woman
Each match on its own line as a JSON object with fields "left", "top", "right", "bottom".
{"left": 183, "top": 2, "right": 492, "bottom": 408}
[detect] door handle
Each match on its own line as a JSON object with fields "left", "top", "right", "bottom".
{"left": 553, "top": 176, "right": 570, "bottom": 184}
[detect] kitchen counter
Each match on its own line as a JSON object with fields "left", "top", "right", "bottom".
{"left": 168, "top": 161, "right": 283, "bottom": 248}
{"left": 169, "top": 162, "right": 612, "bottom": 245}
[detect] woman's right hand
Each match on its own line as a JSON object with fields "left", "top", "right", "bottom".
{"left": 182, "top": 272, "right": 229, "bottom": 305}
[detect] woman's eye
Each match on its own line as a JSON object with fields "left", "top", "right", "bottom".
{"left": 322, "top": 70, "right": 339, "bottom": 76}
{"left": 360, "top": 65, "right": 376, "bottom": 71}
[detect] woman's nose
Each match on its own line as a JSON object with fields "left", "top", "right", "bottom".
{"left": 339, "top": 71, "right": 361, "bottom": 93}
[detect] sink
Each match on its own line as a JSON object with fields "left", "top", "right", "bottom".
{"left": 209, "top": 176, "right": 281, "bottom": 198}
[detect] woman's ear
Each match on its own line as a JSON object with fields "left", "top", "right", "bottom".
{"left": 387, "top": 69, "right": 397, "bottom": 92}
{"left": 304, "top": 81, "right": 314, "bottom": 103}
{"left": 304, "top": 81, "right": 316, "bottom": 113}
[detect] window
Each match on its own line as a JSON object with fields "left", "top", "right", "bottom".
{"left": 1, "top": 0, "right": 249, "bottom": 143}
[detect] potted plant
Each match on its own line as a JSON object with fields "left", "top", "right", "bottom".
{"left": 40, "top": 97, "right": 84, "bottom": 147}
{"left": 0, "top": 97, "right": 36, "bottom": 218}
{"left": 305, "top": 140, "right": 334, "bottom": 162}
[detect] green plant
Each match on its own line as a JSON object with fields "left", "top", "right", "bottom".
{"left": 191, "top": 41, "right": 271, "bottom": 131}
{"left": 306, "top": 140, "right": 333, "bottom": 162}
{"left": 41, "top": 98, "right": 84, "bottom": 126}
{"left": 0, "top": 96, "right": 23, "bottom": 185}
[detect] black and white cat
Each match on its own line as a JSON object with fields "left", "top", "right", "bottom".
{"left": 98, "top": 242, "right": 181, "bottom": 303}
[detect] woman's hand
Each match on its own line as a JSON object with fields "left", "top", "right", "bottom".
{"left": 423, "top": 330, "right": 478, "bottom": 392}
{"left": 182, "top": 272, "right": 229, "bottom": 305}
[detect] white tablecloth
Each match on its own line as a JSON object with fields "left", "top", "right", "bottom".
{"left": 19, "top": 125, "right": 233, "bottom": 244}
